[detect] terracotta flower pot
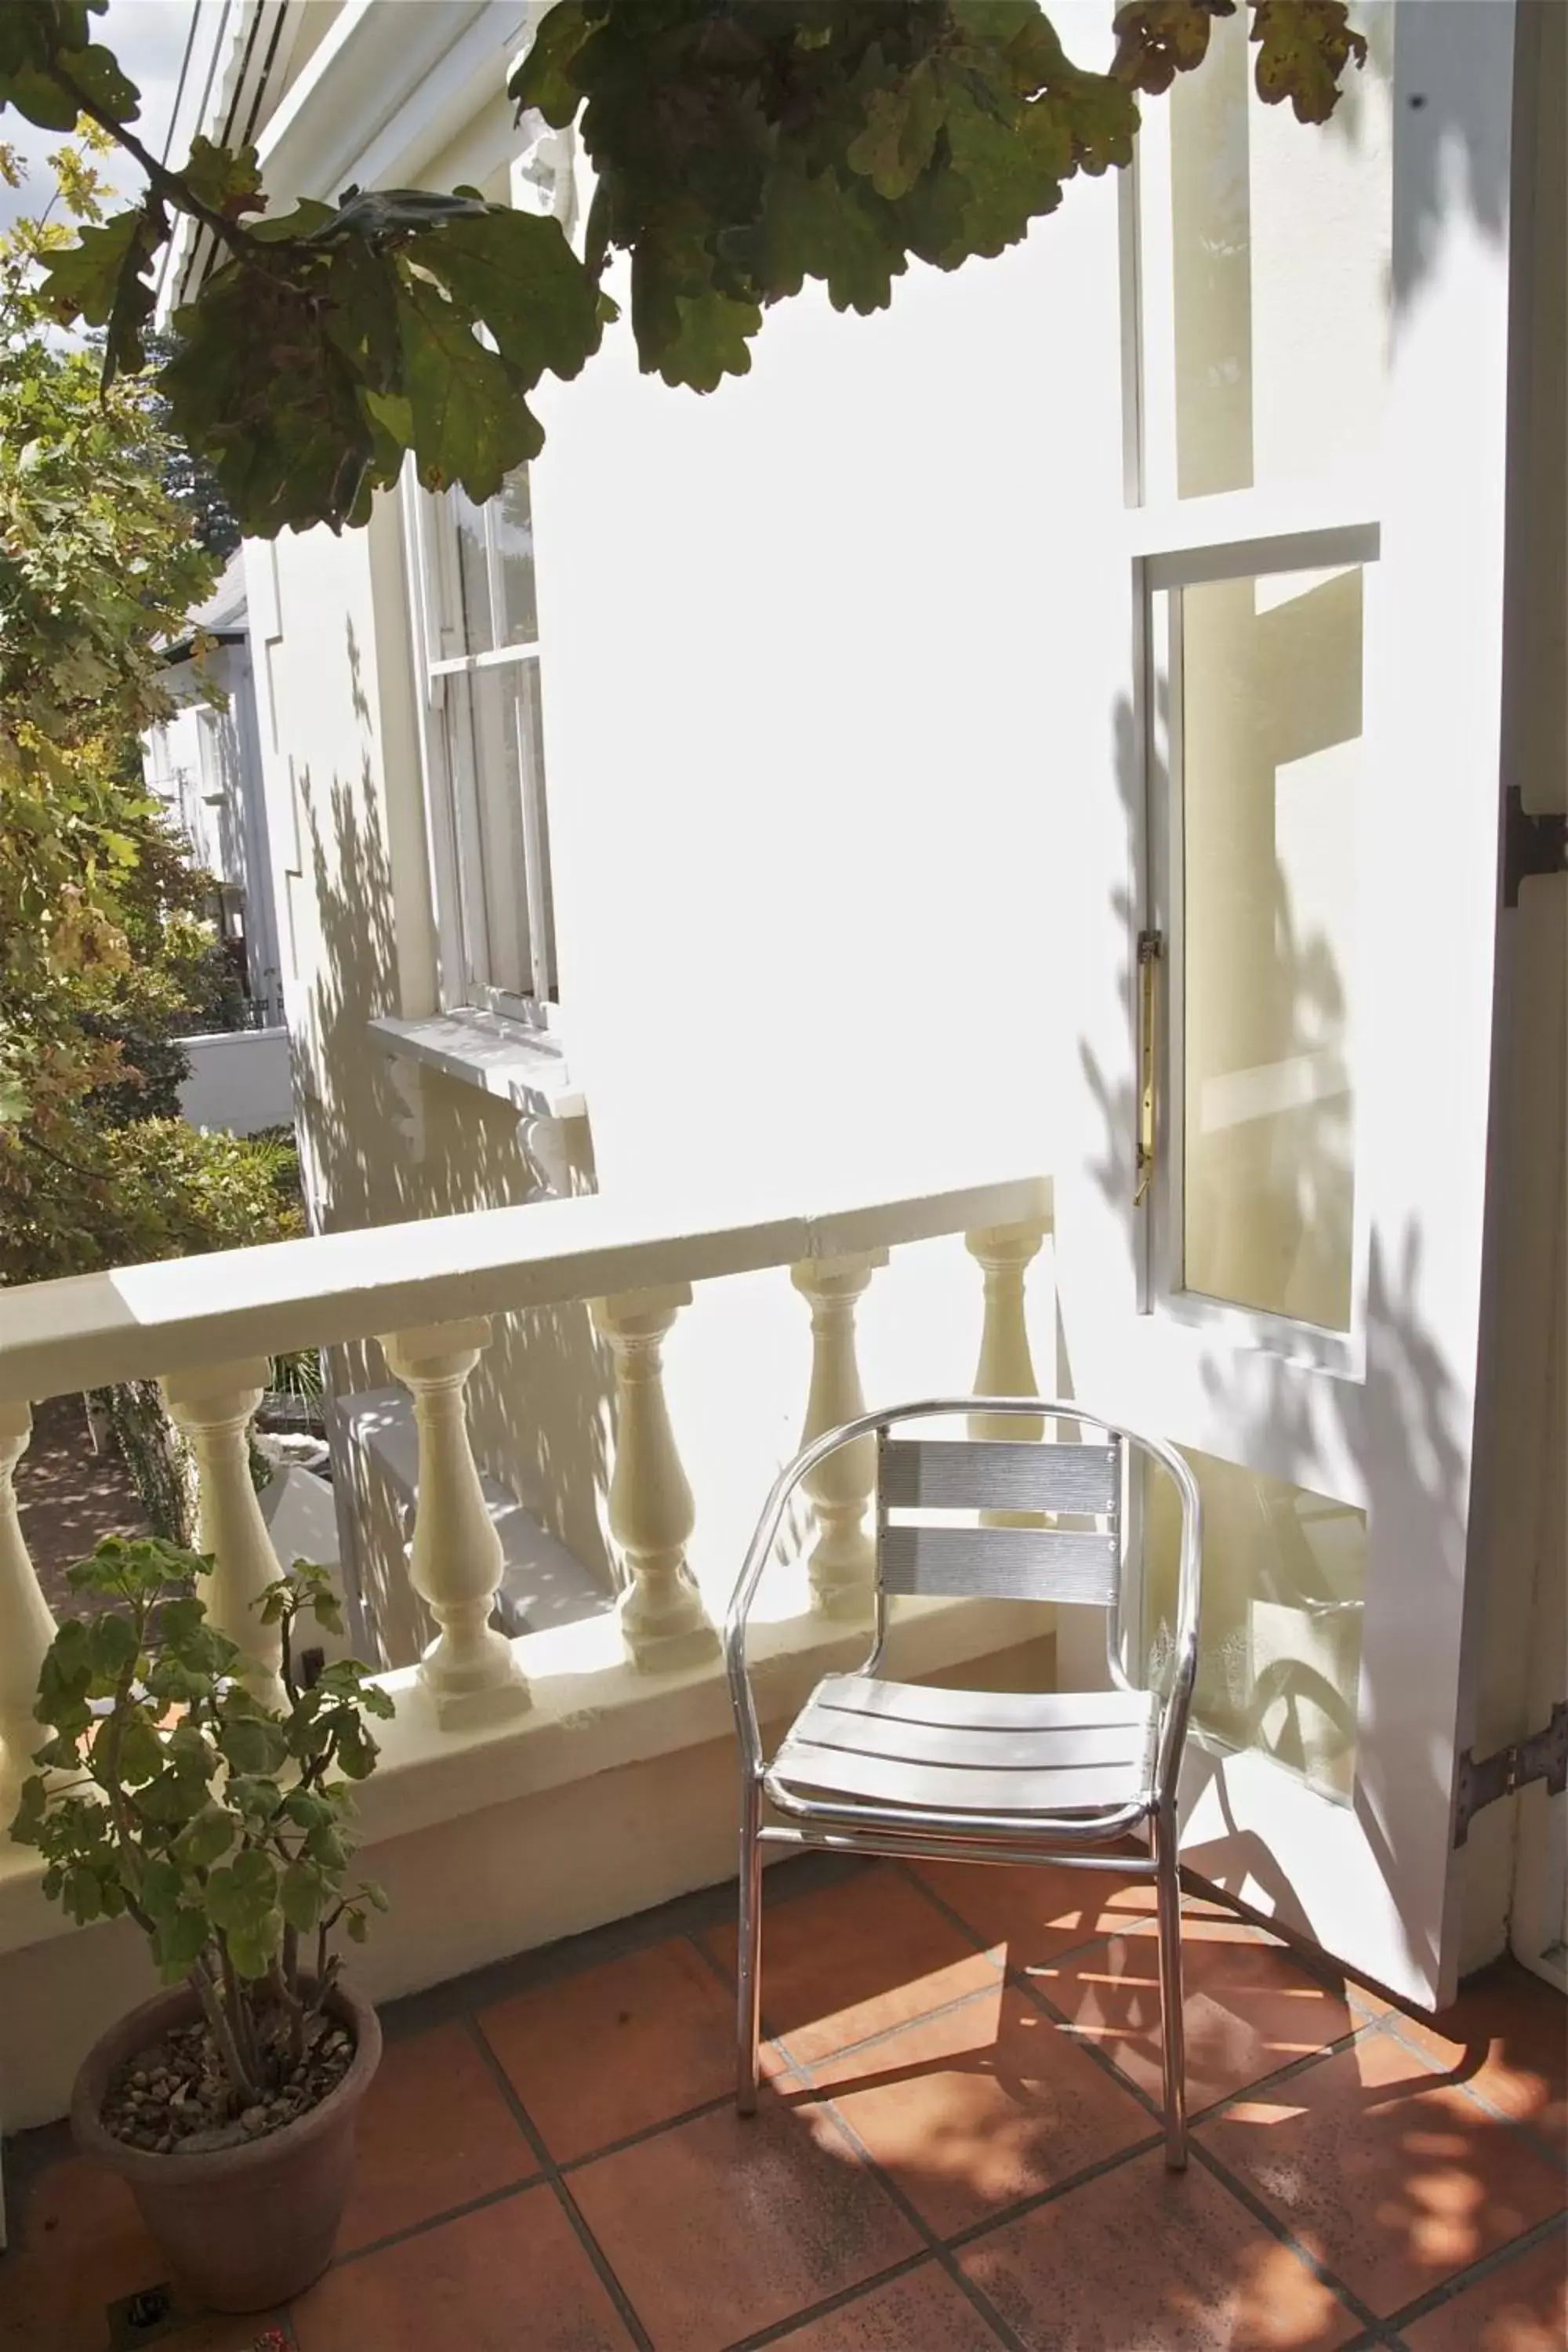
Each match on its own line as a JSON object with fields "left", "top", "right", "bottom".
{"left": 71, "top": 1976, "right": 382, "bottom": 2314}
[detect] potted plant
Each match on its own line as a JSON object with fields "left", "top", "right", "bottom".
{"left": 9, "top": 1537, "right": 394, "bottom": 2313}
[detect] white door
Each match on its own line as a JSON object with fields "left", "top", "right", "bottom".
{"left": 1054, "top": 2, "right": 1522, "bottom": 2010}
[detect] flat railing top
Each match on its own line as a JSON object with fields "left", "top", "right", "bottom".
{"left": 0, "top": 1168, "right": 1051, "bottom": 1402}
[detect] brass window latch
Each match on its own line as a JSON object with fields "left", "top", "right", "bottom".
{"left": 1134, "top": 931, "right": 1163, "bottom": 1207}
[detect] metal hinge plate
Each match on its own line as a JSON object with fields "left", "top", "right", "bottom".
{"left": 1453, "top": 1700, "right": 1568, "bottom": 1846}
{"left": 1502, "top": 786, "right": 1568, "bottom": 908}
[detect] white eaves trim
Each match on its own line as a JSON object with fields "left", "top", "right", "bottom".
{"left": 259, "top": 0, "right": 536, "bottom": 206}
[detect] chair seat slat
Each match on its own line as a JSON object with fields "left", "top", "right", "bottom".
{"left": 881, "top": 1437, "right": 1120, "bottom": 1515}
{"left": 879, "top": 1523, "right": 1119, "bottom": 1605}
{"left": 797, "top": 1704, "right": 1150, "bottom": 1774}
{"left": 767, "top": 1740, "right": 1153, "bottom": 1820}
{"left": 809, "top": 1673, "right": 1147, "bottom": 1734}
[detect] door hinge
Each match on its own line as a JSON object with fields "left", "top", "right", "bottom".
{"left": 1502, "top": 786, "right": 1568, "bottom": 909}
{"left": 1452, "top": 1700, "right": 1568, "bottom": 1846}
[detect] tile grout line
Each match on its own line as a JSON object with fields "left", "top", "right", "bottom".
{"left": 901, "top": 1863, "right": 1402, "bottom": 2340}
{"left": 461, "top": 2013, "right": 659, "bottom": 2352}
{"left": 786, "top": 2082, "right": 1036, "bottom": 2352}
{"left": 718, "top": 2249, "right": 962, "bottom": 2352}
{"left": 1369, "top": 2003, "right": 1568, "bottom": 2177}
{"left": 327, "top": 2168, "right": 550, "bottom": 2270}
{"left": 1377, "top": 2205, "right": 1568, "bottom": 2337}
{"left": 1184, "top": 2136, "right": 1403, "bottom": 2346}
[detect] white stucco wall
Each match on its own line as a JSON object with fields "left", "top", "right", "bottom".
{"left": 245, "top": 7, "right": 1124, "bottom": 1635}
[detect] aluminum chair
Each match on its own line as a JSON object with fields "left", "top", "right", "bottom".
{"left": 725, "top": 1396, "right": 1202, "bottom": 2167}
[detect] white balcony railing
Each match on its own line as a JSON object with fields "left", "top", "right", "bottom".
{"left": 0, "top": 1169, "right": 1052, "bottom": 1816}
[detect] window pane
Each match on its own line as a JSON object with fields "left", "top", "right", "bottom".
{"left": 495, "top": 467, "right": 539, "bottom": 646}
{"left": 449, "top": 485, "right": 494, "bottom": 655}
{"left": 1143, "top": 1449, "right": 1365, "bottom": 1804}
{"left": 1167, "top": 2, "right": 1393, "bottom": 499}
{"left": 445, "top": 661, "right": 554, "bottom": 1001}
{"left": 1179, "top": 565, "right": 1361, "bottom": 1330}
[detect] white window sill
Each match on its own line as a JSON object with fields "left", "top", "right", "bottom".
{"left": 369, "top": 1009, "right": 585, "bottom": 1121}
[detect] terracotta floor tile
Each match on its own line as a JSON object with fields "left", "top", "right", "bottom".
{"left": 478, "top": 1935, "right": 742, "bottom": 2164}
{"left": 1199, "top": 2030, "right": 1568, "bottom": 2316}
{"left": 1385, "top": 1962, "right": 1567, "bottom": 2154}
{"left": 291, "top": 2183, "right": 632, "bottom": 2351}
{"left": 335, "top": 2020, "right": 538, "bottom": 2252}
{"left": 768, "top": 2260, "right": 1005, "bottom": 2349}
{"left": 568, "top": 2088, "right": 920, "bottom": 2352}
{"left": 703, "top": 1866, "right": 1000, "bottom": 2066}
{"left": 1, "top": 2151, "right": 166, "bottom": 2352}
{"left": 1399, "top": 2225, "right": 1568, "bottom": 2351}
{"left": 910, "top": 1855, "right": 1164, "bottom": 1968}
{"left": 803, "top": 1977, "right": 1152, "bottom": 2235}
{"left": 1040, "top": 1912, "right": 1360, "bottom": 2111}
{"left": 958, "top": 2144, "right": 1360, "bottom": 2350}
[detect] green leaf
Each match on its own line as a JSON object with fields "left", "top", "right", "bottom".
{"left": 845, "top": 65, "right": 943, "bottom": 202}
{"left": 136, "top": 1766, "right": 212, "bottom": 1826}
{"left": 179, "top": 134, "right": 263, "bottom": 221}
{"left": 38, "top": 201, "right": 161, "bottom": 376}
{"left": 8, "top": 1774, "right": 48, "bottom": 1846}
{"left": 154, "top": 1904, "right": 210, "bottom": 1980}
{"left": 60, "top": 39, "right": 140, "bottom": 125}
{"left": 89, "top": 1612, "right": 140, "bottom": 1683}
{"left": 345, "top": 1907, "right": 369, "bottom": 1944}
{"left": 396, "top": 272, "right": 543, "bottom": 499}
{"left": 1250, "top": 0, "right": 1367, "bottom": 125}
{"left": 279, "top": 1860, "right": 325, "bottom": 1933}
{"left": 508, "top": 1, "right": 590, "bottom": 125}
{"left": 407, "top": 209, "right": 603, "bottom": 391}
{"left": 217, "top": 1715, "right": 290, "bottom": 1777}
{"left": 749, "top": 163, "right": 901, "bottom": 317}
{"left": 62, "top": 1862, "right": 103, "bottom": 1924}
{"left": 174, "top": 1803, "right": 237, "bottom": 1869}
{"left": 115, "top": 1710, "right": 166, "bottom": 1784}
{"left": 226, "top": 1915, "right": 281, "bottom": 1980}
{"left": 138, "top": 1854, "right": 183, "bottom": 1922}
{"left": 205, "top": 1847, "right": 278, "bottom": 1933}
{"left": 1110, "top": 1, "right": 1230, "bottom": 97}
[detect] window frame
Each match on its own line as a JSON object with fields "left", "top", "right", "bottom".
{"left": 404, "top": 468, "right": 558, "bottom": 1015}
{"left": 1122, "top": 25, "right": 1392, "bottom": 1377}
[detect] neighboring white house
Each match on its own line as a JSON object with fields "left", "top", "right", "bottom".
{"left": 142, "top": 548, "right": 285, "bottom": 1025}
{"left": 0, "top": 0, "right": 1558, "bottom": 2122}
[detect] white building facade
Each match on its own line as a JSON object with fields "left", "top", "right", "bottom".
{"left": 0, "top": 0, "right": 1561, "bottom": 2124}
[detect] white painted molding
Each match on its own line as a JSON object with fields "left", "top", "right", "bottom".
{"left": 382, "top": 1320, "right": 532, "bottom": 1727}
{"left": 161, "top": 1360, "right": 287, "bottom": 1707}
{"left": 0, "top": 1403, "right": 55, "bottom": 1816}
{"left": 591, "top": 1287, "right": 719, "bottom": 1673}
{"left": 790, "top": 1251, "right": 888, "bottom": 1620}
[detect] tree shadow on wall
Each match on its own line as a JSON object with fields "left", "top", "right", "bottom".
{"left": 289, "top": 619, "right": 614, "bottom": 1669}
{"left": 1073, "top": 672, "right": 1464, "bottom": 1991}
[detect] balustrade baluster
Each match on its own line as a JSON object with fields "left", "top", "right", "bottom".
{"left": 790, "top": 1251, "right": 887, "bottom": 1618}
{"left": 162, "top": 1360, "right": 286, "bottom": 1705}
{"left": 0, "top": 1403, "right": 56, "bottom": 1811}
{"left": 591, "top": 1287, "right": 717, "bottom": 1671}
{"left": 382, "top": 1319, "right": 531, "bottom": 1725}
{"left": 965, "top": 1221, "right": 1048, "bottom": 1442}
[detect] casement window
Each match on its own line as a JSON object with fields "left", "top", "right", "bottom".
{"left": 1126, "top": 0, "right": 1393, "bottom": 1373}
{"left": 406, "top": 464, "right": 558, "bottom": 1014}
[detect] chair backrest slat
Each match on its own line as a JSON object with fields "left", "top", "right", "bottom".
{"left": 880, "top": 1524, "right": 1120, "bottom": 1606}
{"left": 880, "top": 1438, "right": 1119, "bottom": 1515}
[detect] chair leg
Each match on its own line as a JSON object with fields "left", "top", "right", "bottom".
{"left": 736, "top": 1777, "right": 764, "bottom": 2115}
{"left": 1153, "top": 1807, "right": 1188, "bottom": 2169}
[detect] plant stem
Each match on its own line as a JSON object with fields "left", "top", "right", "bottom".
{"left": 49, "top": 60, "right": 263, "bottom": 260}
{"left": 218, "top": 1933, "right": 261, "bottom": 2087}
{"left": 192, "top": 1956, "right": 260, "bottom": 2107}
